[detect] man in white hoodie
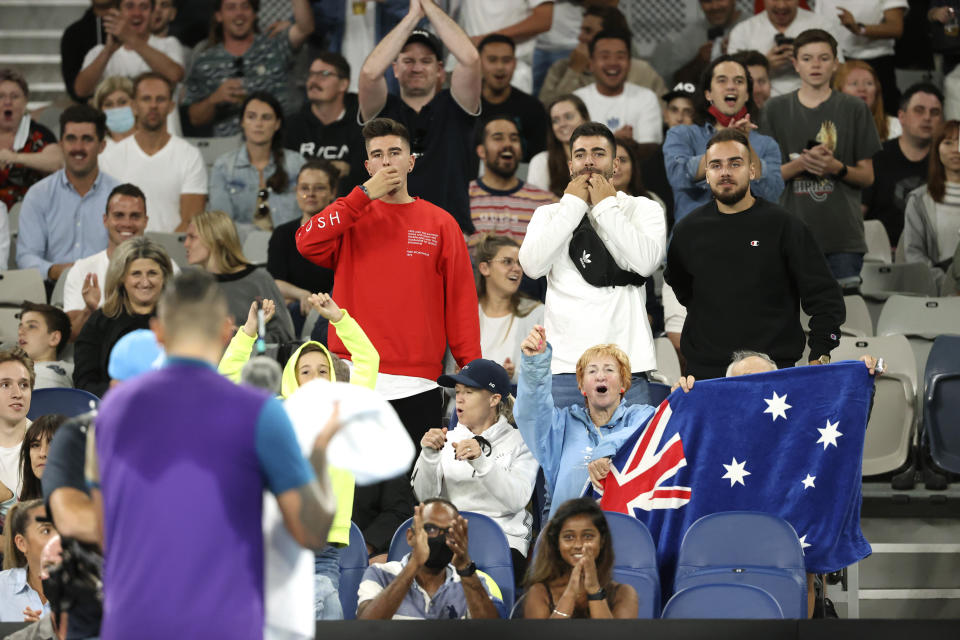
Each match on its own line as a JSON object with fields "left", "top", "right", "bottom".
{"left": 518, "top": 121, "right": 666, "bottom": 408}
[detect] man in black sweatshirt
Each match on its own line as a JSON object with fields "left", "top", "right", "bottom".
{"left": 665, "top": 128, "right": 844, "bottom": 380}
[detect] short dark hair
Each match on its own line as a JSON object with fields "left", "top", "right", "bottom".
{"left": 899, "top": 82, "right": 945, "bottom": 111}
{"left": 732, "top": 49, "right": 769, "bottom": 73}
{"left": 478, "top": 33, "right": 515, "bottom": 54}
{"left": 583, "top": 5, "right": 630, "bottom": 33}
{"left": 693, "top": 55, "right": 757, "bottom": 126}
{"left": 107, "top": 183, "right": 147, "bottom": 214}
{"left": 474, "top": 113, "right": 519, "bottom": 147}
{"left": 589, "top": 29, "right": 632, "bottom": 58}
{"left": 157, "top": 270, "right": 227, "bottom": 341}
{"left": 705, "top": 127, "right": 752, "bottom": 156}
{"left": 297, "top": 158, "right": 341, "bottom": 194}
{"left": 60, "top": 104, "right": 107, "bottom": 141}
{"left": 133, "top": 71, "right": 173, "bottom": 98}
{"left": 361, "top": 117, "right": 411, "bottom": 149}
{"left": 422, "top": 497, "right": 459, "bottom": 517}
{"left": 793, "top": 29, "right": 838, "bottom": 58}
{"left": 311, "top": 51, "right": 350, "bottom": 80}
{"left": 0, "top": 68, "right": 28, "bottom": 97}
{"left": 569, "top": 121, "right": 616, "bottom": 155}
{"left": 20, "top": 303, "right": 71, "bottom": 358}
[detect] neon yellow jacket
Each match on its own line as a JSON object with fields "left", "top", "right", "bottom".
{"left": 218, "top": 310, "right": 379, "bottom": 546}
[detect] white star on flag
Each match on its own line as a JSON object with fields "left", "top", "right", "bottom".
{"left": 721, "top": 457, "right": 751, "bottom": 487}
{"left": 799, "top": 534, "right": 811, "bottom": 553}
{"left": 801, "top": 474, "right": 816, "bottom": 489}
{"left": 763, "top": 391, "right": 792, "bottom": 421}
{"left": 817, "top": 419, "right": 843, "bottom": 449}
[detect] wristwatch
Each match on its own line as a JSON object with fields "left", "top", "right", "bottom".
{"left": 359, "top": 184, "right": 370, "bottom": 198}
{"left": 587, "top": 588, "right": 607, "bottom": 601}
{"left": 834, "top": 164, "right": 849, "bottom": 180}
{"left": 815, "top": 355, "right": 831, "bottom": 365}
{"left": 457, "top": 562, "right": 477, "bottom": 577}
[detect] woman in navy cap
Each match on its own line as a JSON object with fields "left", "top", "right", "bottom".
{"left": 412, "top": 358, "right": 539, "bottom": 583}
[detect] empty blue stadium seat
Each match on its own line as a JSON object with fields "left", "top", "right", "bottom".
{"left": 661, "top": 583, "right": 784, "bottom": 619}
{"left": 924, "top": 335, "right": 960, "bottom": 473}
{"left": 603, "top": 511, "right": 661, "bottom": 618}
{"left": 27, "top": 387, "right": 99, "bottom": 420}
{"left": 339, "top": 522, "right": 368, "bottom": 620}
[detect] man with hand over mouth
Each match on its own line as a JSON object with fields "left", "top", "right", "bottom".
{"left": 519, "top": 121, "right": 665, "bottom": 409}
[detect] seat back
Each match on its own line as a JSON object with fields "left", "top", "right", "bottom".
{"left": 830, "top": 335, "right": 917, "bottom": 475}
{"left": 604, "top": 511, "right": 661, "bottom": 618}
{"left": 653, "top": 336, "right": 681, "bottom": 385}
{"left": 339, "top": 522, "right": 369, "bottom": 620}
{"left": 242, "top": 230, "right": 271, "bottom": 266}
{"left": 387, "top": 511, "right": 515, "bottom": 612}
{"left": 674, "top": 511, "right": 806, "bottom": 618}
{"left": 924, "top": 336, "right": 960, "bottom": 473}
{"left": 0, "top": 268, "right": 46, "bottom": 304}
{"left": 860, "top": 262, "right": 938, "bottom": 301}
{"left": 800, "top": 294, "right": 873, "bottom": 337}
{"left": 0, "top": 307, "right": 21, "bottom": 347}
{"left": 877, "top": 296, "right": 960, "bottom": 376}
{"left": 144, "top": 231, "right": 189, "bottom": 269}
{"left": 50, "top": 265, "right": 70, "bottom": 308}
{"left": 661, "top": 583, "right": 783, "bottom": 619}
{"left": 27, "top": 388, "right": 100, "bottom": 420}
{"left": 185, "top": 135, "right": 241, "bottom": 175}
{"left": 863, "top": 219, "right": 892, "bottom": 264}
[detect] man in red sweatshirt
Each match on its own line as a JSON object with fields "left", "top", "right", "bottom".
{"left": 296, "top": 116, "right": 481, "bottom": 452}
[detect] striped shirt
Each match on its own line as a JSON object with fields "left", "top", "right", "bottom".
{"left": 357, "top": 555, "right": 503, "bottom": 620}
{"left": 468, "top": 178, "right": 556, "bottom": 245}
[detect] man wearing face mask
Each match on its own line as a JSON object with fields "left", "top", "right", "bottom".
{"left": 356, "top": 499, "right": 503, "bottom": 619}
{"left": 518, "top": 121, "right": 665, "bottom": 409}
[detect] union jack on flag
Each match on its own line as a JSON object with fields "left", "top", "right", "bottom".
{"left": 586, "top": 363, "right": 874, "bottom": 587}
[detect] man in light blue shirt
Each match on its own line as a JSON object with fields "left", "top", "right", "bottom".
{"left": 16, "top": 104, "right": 118, "bottom": 281}
{"left": 663, "top": 55, "right": 783, "bottom": 225}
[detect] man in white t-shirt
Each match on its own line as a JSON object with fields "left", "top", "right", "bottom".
{"left": 0, "top": 348, "right": 32, "bottom": 516}
{"left": 727, "top": 0, "right": 843, "bottom": 98}
{"left": 99, "top": 73, "right": 206, "bottom": 233}
{"left": 455, "top": 0, "right": 554, "bottom": 94}
{"left": 573, "top": 29, "right": 662, "bottom": 144}
{"left": 74, "top": 0, "right": 184, "bottom": 100}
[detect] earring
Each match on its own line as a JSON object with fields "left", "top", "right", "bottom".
{"left": 620, "top": 388, "right": 625, "bottom": 394}
{"left": 581, "top": 391, "right": 587, "bottom": 397}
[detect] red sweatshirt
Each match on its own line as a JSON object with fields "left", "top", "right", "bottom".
{"left": 296, "top": 187, "right": 481, "bottom": 380}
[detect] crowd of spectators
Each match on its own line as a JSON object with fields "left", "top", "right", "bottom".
{"left": 0, "top": 0, "right": 958, "bottom": 634}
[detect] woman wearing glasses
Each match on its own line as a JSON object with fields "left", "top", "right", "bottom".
{"left": 209, "top": 91, "right": 305, "bottom": 234}
{"left": 475, "top": 235, "right": 544, "bottom": 383}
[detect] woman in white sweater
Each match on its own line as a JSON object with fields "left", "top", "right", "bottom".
{"left": 412, "top": 359, "right": 539, "bottom": 584}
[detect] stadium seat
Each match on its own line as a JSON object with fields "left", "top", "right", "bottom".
{"left": 50, "top": 265, "right": 71, "bottom": 309}
{"left": 661, "top": 583, "right": 784, "bottom": 619}
{"left": 863, "top": 219, "right": 892, "bottom": 264}
{"left": 654, "top": 336, "right": 681, "bottom": 385}
{"left": 0, "top": 268, "right": 46, "bottom": 304}
{"left": 830, "top": 335, "right": 917, "bottom": 475}
{"left": 800, "top": 294, "right": 873, "bottom": 337}
{"left": 8, "top": 200, "right": 20, "bottom": 235}
{"left": 0, "top": 307, "right": 20, "bottom": 348}
{"left": 242, "top": 230, "right": 271, "bottom": 266}
{"left": 339, "top": 522, "right": 368, "bottom": 620}
{"left": 860, "top": 262, "right": 938, "bottom": 301}
{"left": 876, "top": 295, "right": 960, "bottom": 378}
{"left": 509, "top": 591, "right": 528, "bottom": 619}
{"left": 388, "top": 510, "right": 515, "bottom": 613}
{"left": 185, "top": 135, "right": 241, "bottom": 174}
{"left": 923, "top": 336, "right": 960, "bottom": 474}
{"left": 604, "top": 511, "right": 661, "bottom": 618}
{"left": 674, "top": 511, "right": 807, "bottom": 618}
{"left": 27, "top": 387, "right": 99, "bottom": 419}
{"left": 145, "top": 231, "right": 189, "bottom": 269}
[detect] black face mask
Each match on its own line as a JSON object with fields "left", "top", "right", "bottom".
{"left": 42, "top": 574, "right": 63, "bottom": 618}
{"left": 424, "top": 534, "right": 454, "bottom": 570}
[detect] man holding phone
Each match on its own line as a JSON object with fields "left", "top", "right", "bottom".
{"left": 728, "top": 0, "right": 842, "bottom": 98}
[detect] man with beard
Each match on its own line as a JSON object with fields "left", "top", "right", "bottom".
{"left": 16, "top": 105, "right": 118, "bottom": 282}
{"left": 519, "top": 121, "right": 665, "bottom": 407}
{"left": 99, "top": 72, "right": 206, "bottom": 232}
{"left": 665, "top": 128, "right": 844, "bottom": 380}
{"left": 664, "top": 55, "right": 783, "bottom": 225}
{"left": 469, "top": 115, "right": 555, "bottom": 248}
{"left": 357, "top": 499, "right": 502, "bottom": 619}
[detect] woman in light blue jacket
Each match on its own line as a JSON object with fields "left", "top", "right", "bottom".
{"left": 514, "top": 325, "right": 657, "bottom": 521}
{"left": 208, "top": 91, "right": 305, "bottom": 231}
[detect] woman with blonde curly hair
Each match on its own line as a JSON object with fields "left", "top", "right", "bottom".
{"left": 73, "top": 237, "right": 173, "bottom": 396}
{"left": 184, "top": 209, "right": 294, "bottom": 342}
{"left": 833, "top": 60, "right": 899, "bottom": 141}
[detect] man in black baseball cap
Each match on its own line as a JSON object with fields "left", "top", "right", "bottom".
{"left": 662, "top": 81, "right": 697, "bottom": 130}
{"left": 357, "top": 0, "right": 482, "bottom": 234}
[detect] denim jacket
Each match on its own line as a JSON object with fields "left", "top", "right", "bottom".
{"left": 209, "top": 145, "right": 305, "bottom": 227}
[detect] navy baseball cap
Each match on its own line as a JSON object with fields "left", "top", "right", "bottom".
{"left": 663, "top": 81, "right": 697, "bottom": 103}
{"left": 404, "top": 29, "right": 443, "bottom": 60}
{"left": 438, "top": 359, "right": 511, "bottom": 398}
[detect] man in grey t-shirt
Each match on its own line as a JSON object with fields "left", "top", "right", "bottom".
{"left": 760, "top": 28, "right": 880, "bottom": 291}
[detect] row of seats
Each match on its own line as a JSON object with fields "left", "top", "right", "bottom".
{"left": 341, "top": 509, "right": 808, "bottom": 620}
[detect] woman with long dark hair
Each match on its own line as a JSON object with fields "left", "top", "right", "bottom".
{"left": 17, "top": 414, "right": 67, "bottom": 501}
{"left": 523, "top": 498, "right": 637, "bottom": 618}
{"left": 209, "top": 90, "right": 306, "bottom": 231}
{"left": 526, "top": 94, "right": 590, "bottom": 197}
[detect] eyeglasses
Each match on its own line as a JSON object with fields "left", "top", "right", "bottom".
{"left": 422, "top": 523, "right": 453, "bottom": 537}
{"left": 489, "top": 257, "right": 520, "bottom": 268}
{"left": 254, "top": 188, "right": 273, "bottom": 231}
{"left": 307, "top": 70, "right": 340, "bottom": 79}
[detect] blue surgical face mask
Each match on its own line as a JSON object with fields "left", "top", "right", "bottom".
{"left": 104, "top": 106, "right": 135, "bottom": 134}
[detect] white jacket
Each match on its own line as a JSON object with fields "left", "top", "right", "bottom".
{"left": 412, "top": 416, "right": 539, "bottom": 555}
{"left": 519, "top": 192, "right": 666, "bottom": 374}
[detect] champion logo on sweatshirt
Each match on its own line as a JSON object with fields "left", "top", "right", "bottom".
{"left": 750, "top": 240, "right": 759, "bottom": 247}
